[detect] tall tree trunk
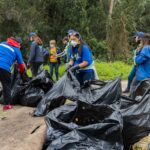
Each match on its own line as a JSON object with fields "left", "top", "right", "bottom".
{"left": 109, "top": 0, "right": 114, "bottom": 17}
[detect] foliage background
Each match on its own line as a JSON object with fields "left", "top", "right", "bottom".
{"left": 0, "top": 0, "right": 149, "bottom": 80}
{"left": 0, "top": 0, "right": 149, "bottom": 61}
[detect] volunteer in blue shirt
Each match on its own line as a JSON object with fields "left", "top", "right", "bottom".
{"left": 123, "top": 31, "right": 145, "bottom": 93}
{"left": 131, "top": 33, "right": 150, "bottom": 90}
{"left": 67, "top": 31, "right": 94, "bottom": 85}
{"left": 0, "top": 37, "right": 25, "bottom": 110}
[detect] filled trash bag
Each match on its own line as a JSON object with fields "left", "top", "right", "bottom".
{"left": 29, "top": 70, "right": 54, "bottom": 93}
{"left": 34, "top": 71, "right": 121, "bottom": 116}
{"left": 20, "top": 87, "right": 45, "bottom": 107}
{"left": 11, "top": 70, "right": 53, "bottom": 107}
{"left": 11, "top": 74, "right": 28, "bottom": 104}
{"left": 44, "top": 101, "right": 123, "bottom": 150}
{"left": 33, "top": 72, "right": 80, "bottom": 116}
{"left": 120, "top": 95, "right": 139, "bottom": 109}
{"left": 121, "top": 91, "right": 150, "bottom": 149}
{"left": 131, "top": 78, "right": 150, "bottom": 99}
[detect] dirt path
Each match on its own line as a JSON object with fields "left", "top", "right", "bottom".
{"left": 121, "top": 80, "right": 127, "bottom": 91}
{"left": 0, "top": 106, "right": 46, "bottom": 150}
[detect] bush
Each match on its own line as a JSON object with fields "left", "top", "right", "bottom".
{"left": 86, "top": 38, "right": 110, "bottom": 61}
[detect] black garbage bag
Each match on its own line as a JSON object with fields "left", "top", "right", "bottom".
{"left": 121, "top": 90, "right": 150, "bottom": 149}
{"left": 29, "top": 70, "right": 54, "bottom": 93}
{"left": 131, "top": 78, "right": 150, "bottom": 99}
{"left": 120, "top": 95, "right": 139, "bottom": 109}
{"left": 11, "top": 70, "right": 53, "bottom": 107}
{"left": 11, "top": 73, "right": 28, "bottom": 104}
{"left": 20, "top": 87, "right": 45, "bottom": 107}
{"left": 44, "top": 101, "right": 123, "bottom": 150}
{"left": 34, "top": 71, "right": 121, "bottom": 117}
{"left": 33, "top": 72, "right": 81, "bottom": 116}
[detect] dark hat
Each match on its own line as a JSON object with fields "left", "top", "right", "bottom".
{"left": 12, "top": 37, "right": 22, "bottom": 44}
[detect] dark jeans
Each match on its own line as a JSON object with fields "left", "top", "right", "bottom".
{"left": 75, "top": 71, "right": 95, "bottom": 86}
{"left": 31, "top": 62, "right": 42, "bottom": 77}
{"left": 130, "top": 76, "right": 140, "bottom": 98}
{"left": 50, "top": 62, "right": 59, "bottom": 80}
{"left": 127, "top": 66, "right": 136, "bottom": 90}
{"left": 0, "top": 68, "right": 11, "bottom": 105}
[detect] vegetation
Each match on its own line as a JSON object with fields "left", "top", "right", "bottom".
{"left": 0, "top": 0, "right": 149, "bottom": 61}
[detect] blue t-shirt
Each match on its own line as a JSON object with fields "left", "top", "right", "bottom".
{"left": 68, "top": 44, "right": 93, "bottom": 72}
{"left": 0, "top": 42, "right": 24, "bottom": 73}
{"left": 135, "top": 45, "right": 150, "bottom": 81}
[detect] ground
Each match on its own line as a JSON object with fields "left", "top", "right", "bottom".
{"left": 0, "top": 106, "right": 46, "bottom": 150}
{"left": 0, "top": 81, "right": 127, "bottom": 150}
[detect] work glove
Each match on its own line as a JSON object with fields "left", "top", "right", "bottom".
{"left": 69, "top": 65, "right": 80, "bottom": 72}
{"left": 66, "top": 63, "right": 72, "bottom": 71}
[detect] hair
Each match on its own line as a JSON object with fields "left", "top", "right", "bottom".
{"left": 141, "top": 33, "right": 150, "bottom": 46}
{"left": 32, "top": 35, "right": 43, "bottom": 45}
{"left": 49, "top": 40, "right": 56, "bottom": 44}
{"left": 62, "top": 36, "right": 68, "bottom": 42}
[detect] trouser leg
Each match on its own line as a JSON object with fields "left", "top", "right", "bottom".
{"left": 0, "top": 68, "right": 11, "bottom": 105}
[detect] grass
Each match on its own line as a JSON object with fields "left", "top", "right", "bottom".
{"left": 27, "top": 61, "right": 132, "bottom": 81}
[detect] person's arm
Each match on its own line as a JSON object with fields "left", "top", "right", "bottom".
{"left": 79, "top": 61, "right": 88, "bottom": 68}
{"left": 68, "top": 47, "right": 74, "bottom": 65}
{"left": 28, "top": 42, "right": 36, "bottom": 63}
{"left": 16, "top": 49, "right": 25, "bottom": 74}
{"left": 79, "top": 45, "right": 91, "bottom": 68}
{"left": 134, "top": 47, "right": 149, "bottom": 65}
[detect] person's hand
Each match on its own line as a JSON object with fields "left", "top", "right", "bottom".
{"left": 66, "top": 63, "right": 72, "bottom": 71}
{"left": 69, "top": 65, "right": 80, "bottom": 72}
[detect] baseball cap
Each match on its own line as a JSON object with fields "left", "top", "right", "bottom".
{"left": 29, "top": 32, "right": 37, "bottom": 38}
{"left": 134, "top": 32, "right": 145, "bottom": 38}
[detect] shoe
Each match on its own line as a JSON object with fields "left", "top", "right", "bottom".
{"left": 3, "top": 104, "right": 13, "bottom": 111}
{"left": 123, "top": 89, "right": 130, "bottom": 93}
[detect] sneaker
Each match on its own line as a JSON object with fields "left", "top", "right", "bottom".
{"left": 3, "top": 104, "right": 13, "bottom": 111}
{"left": 123, "top": 89, "right": 130, "bottom": 93}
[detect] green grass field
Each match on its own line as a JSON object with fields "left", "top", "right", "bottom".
{"left": 27, "top": 61, "right": 132, "bottom": 80}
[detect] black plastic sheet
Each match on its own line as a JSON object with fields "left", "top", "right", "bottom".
{"left": 44, "top": 101, "right": 123, "bottom": 150}
{"left": 121, "top": 90, "right": 150, "bottom": 149}
{"left": 130, "top": 78, "right": 150, "bottom": 99}
{"left": 34, "top": 71, "right": 121, "bottom": 116}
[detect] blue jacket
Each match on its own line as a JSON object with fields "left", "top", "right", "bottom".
{"left": 0, "top": 42, "right": 24, "bottom": 73}
{"left": 135, "top": 45, "right": 150, "bottom": 81}
{"left": 68, "top": 44, "right": 93, "bottom": 72}
{"left": 28, "top": 41, "right": 44, "bottom": 63}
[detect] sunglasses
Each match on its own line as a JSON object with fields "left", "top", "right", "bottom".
{"left": 68, "top": 32, "right": 80, "bottom": 37}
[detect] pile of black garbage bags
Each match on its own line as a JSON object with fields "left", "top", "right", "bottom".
{"left": 1, "top": 67, "right": 150, "bottom": 150}
{"left": 33, "top": 71, "right": 150, "bottom": 150}
{"left": 0, "top": 68, "right": 54, "bottom": 107}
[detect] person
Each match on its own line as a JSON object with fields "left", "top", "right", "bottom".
{"left": 62, "top": 36, "right": 69, "bottom": 63}
{"left": 0, "top": 37, "right": 25, "bottom": 110}
{"left": 130, "top": 33, "right": 150, "bottom": 96}
{"left": 49, "top": 40, "right": 61, "bottom": 81}
{"left": 27, "top": 32, "right": 44, "bottom": 77}
{"left": 123, "top": 31, "right": 145, "bottom": 93}
{"left": 67, "top": 31, "right": 95, "bottom": 86}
